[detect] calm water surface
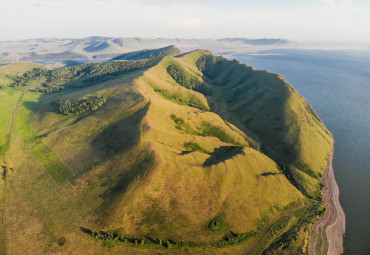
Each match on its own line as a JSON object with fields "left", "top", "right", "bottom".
{"left": 229, "top": 49, "right": 370, "bottom": 255}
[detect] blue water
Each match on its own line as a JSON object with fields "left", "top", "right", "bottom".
{"left": 230, "top": 49, "right": 370, "bottom": 254}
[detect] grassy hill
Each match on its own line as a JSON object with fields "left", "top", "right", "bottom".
{"left": 111, "top": 45, "right": 181, "bottom": 60}
{"left": 0, "top": 46, "right": 332, "bottom": 254}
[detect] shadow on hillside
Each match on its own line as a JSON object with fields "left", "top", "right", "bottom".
{"left": 97, "top": 148, "right": 155, "bottom": 222}
{"left": 23, "top": 101, "right": 46, "bottom": 112}
{"left": 91, "top": 104, "right": 149, "bottom": 159}
{"left": 258, "top": 172, "right": 282, "bottom": 177}
{"left": 179, "top": 150, "right": 193, "bottom": 155}
{"left": 203, "top": 146, "right": 244, "bottom": 167}
{"left": 197, "top": 55, "right": 300, "bottom": 174}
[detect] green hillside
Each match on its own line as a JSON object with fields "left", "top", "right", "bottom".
{"left": 111, "top": 45, "right": 180, "bottom": 60}
{"left": 0, "top": 46, "right": 332, "bottom": 254}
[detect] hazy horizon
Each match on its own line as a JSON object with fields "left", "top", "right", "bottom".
{"left": 0, "top": 0, "right": 369, "bottom": 44}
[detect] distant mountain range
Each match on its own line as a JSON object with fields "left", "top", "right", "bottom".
{"left": 0, "top": 36, "right": 301, "bottom": 62}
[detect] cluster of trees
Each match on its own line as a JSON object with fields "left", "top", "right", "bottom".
{"left": 91, "top": 231, "right": 120, "bottom": 242}
{"left": 208, "top": 216, "right": 224, "bottom": 231}
{"left": 146, "top": 45, "right": 179, "bottom": 59}
{"left": 56, "top": 96, "right": 106, "bottom": 114}
{"left": 167, "top": 63, "right": 212, "bottom": 95}
{"left": 49, "top": 59, "right": 158, "bottom": 86}
{"left": 196, "top": 55, "right": 223, "bottom": 79}
{"left": 7, "top": 68, "right": 49, "bottom": 88}
{"left": 213, "top": 231, "right": 258, "bottom": 248}
{"left": 112, "top": 45, "right": 180, "bottom": 60}
{"left": 89, "top": 230, "right": 183, "bottom": 247}
{"left": 1, "top": 165, "right": 7, "bottom": 181}
{"left": 85, "top": 228, "right": 258, "bottom": 249}
{"left": 8, "top": 75, "right": 29, "bottom": 87}
{"left": 7, "top": 59, "right": 160, "bottom": 92}
{"left": 167, "top": 63, "right": 187, "bottom": 86}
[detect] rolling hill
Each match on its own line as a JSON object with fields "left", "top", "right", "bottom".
{"left": 0, "top": 46, "right": 332, "bottom": 254}
{"left": 111, "top": 45, "right": 180, "bottom": 60}
{"left": 0, "top": 37, "right": 298, "bottom": 62}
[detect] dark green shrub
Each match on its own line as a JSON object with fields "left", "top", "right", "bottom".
{"left": 167, "top": 62, "right": 212, "bottom": 95}
{"left": 196, "top": 55, "right": 222, "bottom": 78}
{"left": 167, "top": 63, "right": 187, "bottom": 87}
{"left": 201, "top": 122, "right": 236, "bottom": 144}
{"left": 208, "top": 216, "right": 224, "bottom": 231}
{"left": 295, "top": 161, "right": 318, "bottom": 179}
{"left": 153, "top": 86, "right": 209, "bottom": 111}
{"left": 184, "top": 142, "right": 208, "bottom": 154}
{"left": 83, "top": 227, "right": 258, "bottom": 249}
{"left": 213, "top": 231, "right": 257, "bottom": 247}
{"left": 170, "top": 114, "right": 185, "bottom": 125}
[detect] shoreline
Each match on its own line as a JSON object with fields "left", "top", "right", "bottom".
{"left": 309, "top": 146, "right": 346, "bottom": 255}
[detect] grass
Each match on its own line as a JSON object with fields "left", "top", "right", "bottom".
{"left": 169, "top": 114, "right": 201, "bottom": 135}
{"left": 0, "top": 49, "right": 333, "bottom": 255}
{"left": 200, "top": 121, "right": 238, "bottom": 145}
{"left": 0, "top": 88, "right": 23, "bottom": 155}
{"left": 153, "top": 86, "right": 210, "bottom": 111}
{"left": 189, "top": 51, "right": 333, "bottom": 198}
{"left": 0, "top": 63, "right": 153, "bottom": 254}
{"left": 184, "top": 142, "right": 209, "bottom": 154}
{"left": 9, "top": 89, "right": 72, "bottom": 183}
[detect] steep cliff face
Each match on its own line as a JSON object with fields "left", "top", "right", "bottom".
{"left": 0, "top": 47, "right": 332, "bottom": 254}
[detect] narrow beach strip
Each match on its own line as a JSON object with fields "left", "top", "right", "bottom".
{"left": 309, "top": 146, "right": 346, "bottom": 255}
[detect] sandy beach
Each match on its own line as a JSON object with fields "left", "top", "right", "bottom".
{"left": 309, "top": 146, "right": 346, "bottom": 255}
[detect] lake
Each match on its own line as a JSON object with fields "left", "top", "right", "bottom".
{"left": 229, "top": 49, "right": 370, "bottom": 254}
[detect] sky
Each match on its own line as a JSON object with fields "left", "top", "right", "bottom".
{"left": 0, "top": 0, "right": 369, "bottom": 43}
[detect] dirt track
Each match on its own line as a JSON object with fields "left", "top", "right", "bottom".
{"left": 0, "top": 90, "right": 24, "bottom": 255}
{"left": 309, "top": 146, "right": 346, "bottom": 255}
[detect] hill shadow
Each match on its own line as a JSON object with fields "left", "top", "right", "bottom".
{"left": 196, "top": 54, "right": 300, "bottom": 176}
{"left": 23, "top": 100, "right": 57, "bottom": 114}
{"left": 91, "top": 104, "right": 149, "bottom": 159}
{"left": 101, "top": 148, "right": 154, "bottom": 207}
{"left": 258, "top": 172, "right": 282, "bottom": 177}
{"left": 203, "top": 146, "right": 244, "bottom": 167}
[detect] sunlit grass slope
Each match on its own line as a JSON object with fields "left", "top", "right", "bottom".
{"left": 0, "top": 63, "right": 47, "bottom": 154}
{"left": 1, "top": 62, "right": 154, "bottom": 254}
{"left": 100, "top": 55, "right": 305, "bottom": 244}
{"left": 0, "top": 47, "right": 332, "bottom": 254}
